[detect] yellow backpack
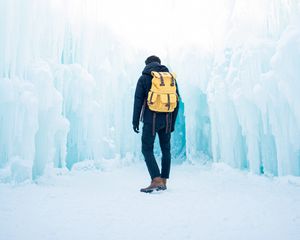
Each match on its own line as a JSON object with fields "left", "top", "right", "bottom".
{"left": 147, "top": 71, "right": 178, "bottom": 112}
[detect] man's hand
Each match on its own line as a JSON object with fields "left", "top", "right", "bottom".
{"left": 133, "top": 124, "right": 140, "bottom": 133}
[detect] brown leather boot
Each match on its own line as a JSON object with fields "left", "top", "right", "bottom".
{"left": 162, "top": 178, "right": 167, "bottom": 189}
{"left": 140, "top": 177, "right": 166, "bottom": 193}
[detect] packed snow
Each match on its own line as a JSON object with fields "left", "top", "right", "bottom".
{"left": 1, "top": 163, "right": 300, "bottom": 240}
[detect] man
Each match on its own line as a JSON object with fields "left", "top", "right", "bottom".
{"left": 132, "top": 55, "right": 179, "bottom": 193}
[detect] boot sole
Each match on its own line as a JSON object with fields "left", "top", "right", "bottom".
{"left": 140, "top": 185, "right": 166, "bottom": 193}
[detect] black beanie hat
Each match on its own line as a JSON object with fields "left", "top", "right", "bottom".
{"left": 145, "top": 55, "right": 161, "bottom": 65}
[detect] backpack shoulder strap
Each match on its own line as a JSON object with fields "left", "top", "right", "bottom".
{"left": 158, "top": 72, "right": 165, "bottom": 86}
{"left": 169, "top": 72, "right": 175, "bottom": 86}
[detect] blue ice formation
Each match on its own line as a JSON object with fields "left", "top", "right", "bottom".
{"left": 0, "top": 0, "right": 300, "bottom": 182}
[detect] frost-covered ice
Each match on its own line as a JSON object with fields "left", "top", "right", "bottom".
{"left": 0, "top": 0, "right": 300, "bottom": 182}
{"left": 0, "top": 163, "right": 300, "bottom": 240}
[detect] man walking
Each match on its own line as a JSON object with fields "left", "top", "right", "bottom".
{"left": 132, "top": 55, "right": 179, "bottom": 193}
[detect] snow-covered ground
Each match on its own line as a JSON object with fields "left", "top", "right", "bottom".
{"left": 1, "top": 163, "right": 299, "bottom": 240}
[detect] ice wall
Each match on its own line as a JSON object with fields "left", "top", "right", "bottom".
{"left": 170, "top": 0, "right": 300, "bottom": 175}
{"left": 171, "top": 49, "right": 213, "bottom": 163}
{"left": 0, "top": 0, "right": 133, "bottom": 181}
{"left": 0, "top": 0, "right": 186, "bottom": 182}
{"left": 205, "top": 0, "right": 300, "bottom": 175}
{"left": 0, "top": 0, "right": 300, "bottom": 182}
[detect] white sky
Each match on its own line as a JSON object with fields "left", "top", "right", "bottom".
{"left": 53, "top": 0, "right": 231, "bottom": 54}
{"left": 98, "top": 0, "right": 229, "bottom": 51}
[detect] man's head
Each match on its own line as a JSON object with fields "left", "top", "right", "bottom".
{"left": 145, "top": 55, "right": 161, "bottom": 65}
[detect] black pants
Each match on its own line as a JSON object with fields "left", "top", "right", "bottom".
{"left": 141, "top": 123, "right": 171, "bottom": 180}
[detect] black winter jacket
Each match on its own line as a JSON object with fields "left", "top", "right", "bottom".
{"left": 132, "top": 62, "right": 179, "bottom": 131}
